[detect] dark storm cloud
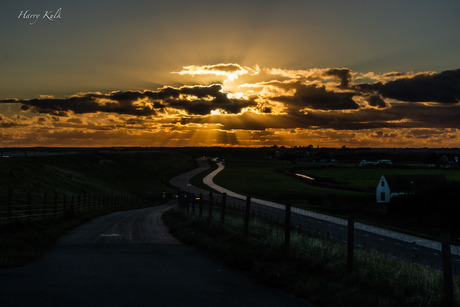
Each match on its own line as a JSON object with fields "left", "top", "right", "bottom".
{"left": 358, "top": 69, "right": 460, "bottom": 103}
{"left": 286, "top": 104, "right": 460, "bottom": 130}
{"left": 273, "top": 82, "right": 360, "bottom": 110}
{"left": 192, "top": 102, "right": 460, "bottom": 131}
{"left": 366, "top": 95, "right": 387, "bottom": 108}
{"left": 0, "top": 122, "right": 17, "bottom": 128}
{"left": 155, "top": 84, "right": 256, "bottom": 115}
{"left": 198, "top": 63, "right": 246, "bottom": 73}
{"left": 0, "top": 98, "right": 18, "bottom": 103}
{"left": 17, "top": 95, "right": 106, "bottom": 116}
{"left": 323, "top": 68, "right": 353, "bottom": 88}
{"left": 0, "top": 84, "right": 254, "bottom": 116}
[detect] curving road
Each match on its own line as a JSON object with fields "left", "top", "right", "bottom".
{"left": 0, "top": 189, "right": 308, "bottom": 306}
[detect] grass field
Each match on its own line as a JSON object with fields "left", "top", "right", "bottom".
{"left": 296, "top": 165, "right": 460, "bottom": 192}
{"left": 213, "top": 159, "right": 366, "bottom": 202}
{"left": 0, "top": 149, "right": 195, "bottom": 196}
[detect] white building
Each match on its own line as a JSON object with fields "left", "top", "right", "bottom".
{"left": 376, "top": 174, "right": 446, "bottom": 204}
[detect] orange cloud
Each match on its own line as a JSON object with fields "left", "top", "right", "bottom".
{"left": 2, "top": 65, "right": 460, "bottom": 147}
{"left": 173, "top": 63, "right": 260, "bottom": 81}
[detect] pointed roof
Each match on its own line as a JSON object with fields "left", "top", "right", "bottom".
{"left": 383, "top": 174, "right": 446, "bottom": 192}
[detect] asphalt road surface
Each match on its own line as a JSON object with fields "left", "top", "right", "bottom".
{"left": 0, "top": 202, "right": 308, "bottom": 307}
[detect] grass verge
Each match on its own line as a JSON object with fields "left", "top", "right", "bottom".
{"left": 163, "top": 208, "right": 460, "bottom": 307}
{"left": 189, "top": 160, "right": 220, "bottom": 193}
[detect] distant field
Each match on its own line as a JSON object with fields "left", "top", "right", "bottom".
{"left": 295, "top": 164, "right": 460, "bottom": 192}
{"left": 214, "top": 158, "right": 460, "bottom": 200}
{"left": 213, "top": 159, "right": 366, "bottom": 202}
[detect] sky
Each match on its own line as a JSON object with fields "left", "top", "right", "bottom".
{"left": 1, "top": 0, "right": 460, "bottom": 147}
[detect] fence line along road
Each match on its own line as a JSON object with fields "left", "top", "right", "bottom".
{"left": 203, "top": 161, "right": 460, "bottom": 257}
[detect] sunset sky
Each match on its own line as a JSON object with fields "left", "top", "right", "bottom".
{"left": 1, "top": 1, "right": 460, "bottom": 147}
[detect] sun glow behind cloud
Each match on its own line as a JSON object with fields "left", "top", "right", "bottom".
{"left": 173, "top": 63, "right": 260, "bottom": 81}
{"left": 1, "top": 63, "right": 460, "bottom": 147}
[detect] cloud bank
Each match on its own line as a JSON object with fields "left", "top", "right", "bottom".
{"left": 1, "top": 64, "right": 460, "bottom": 147}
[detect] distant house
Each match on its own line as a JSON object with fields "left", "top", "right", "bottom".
{"left": 439, "top": 155, "right": 459, "bottom": 169}
{"left": 376, "top": 174, "right": 446, "bottom": 204}
{"left": 360, "top": 159, "right": 392, "bottom": 167}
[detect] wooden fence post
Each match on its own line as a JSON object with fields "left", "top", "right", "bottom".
{"left": 191, "top": 193, "right": 196, "bottom": 215}
{"left": 70, "top": 195, "right": 75, "bottom": 213}
{"left": 208, "top": 191, "right": 213, "bottom": 222}
{"left": 285, "top": 203, "right": 291, "bottom": 246}
{"left": 63, "top": 194, "right": 67, "bottom": 214}
{"left": 82, "top": 193, "right": 86, "bottom": 210}
{"left": 347, "top": 215, "right": 355, "bottom": 274}
{"left": 77, "top": 194, "right": 81, "bottom": 212}
{"left": 441, "top": 233, "right": 454, "bottom": 307}
{"left": 186, "top": 193, "right": 190, "bottom": 214}
{"left": 53, "top": 193, "right": 58, "bottom": 216}
{"left": 178, "top": 190, "right": 184, "bottom": 210}
{"left": 7, "top": 189, "right": 12, "bottom": 222}
{"left": 244, "top": 196, "right": 251, "bottom": 237}
{"left": 220, "top": 193, "right": 227, "bottom": 224}
{"left": 199, "top": 193, "right": 203, "bottom": 218}
{"left": 43, "top": 192, "right": 48, "bottom": 218}
{"left": 27, "top": 191, "right": 32, "bottom": 223}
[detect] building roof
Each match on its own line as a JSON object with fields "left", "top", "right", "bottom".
{"left": 383, "top": 174, "right": 446, "bottom": 192}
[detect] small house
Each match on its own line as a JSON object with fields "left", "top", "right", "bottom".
{"left": 376, "top": 174, "right": 446, "bottom": 204}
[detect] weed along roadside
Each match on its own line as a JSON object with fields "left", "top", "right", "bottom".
{"left": 164, "top": 192, "right": 460, "bottom": 307}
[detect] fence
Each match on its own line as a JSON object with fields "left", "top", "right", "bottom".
{"left": 176, "top": 190, "right": 458, "bottom": 306}
{"left": 0, "top": 189, "right": 142, "bottom": 225}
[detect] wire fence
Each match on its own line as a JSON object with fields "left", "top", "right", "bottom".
{"left": 0, "top": 190, "right": 143, "bottom": 225}
{"left": 176, "top": 190, "right": 459, "bottom": 306}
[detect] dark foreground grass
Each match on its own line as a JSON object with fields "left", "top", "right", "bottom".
{"left": 162, "top": 209, "right": 443, "bottom": 307}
